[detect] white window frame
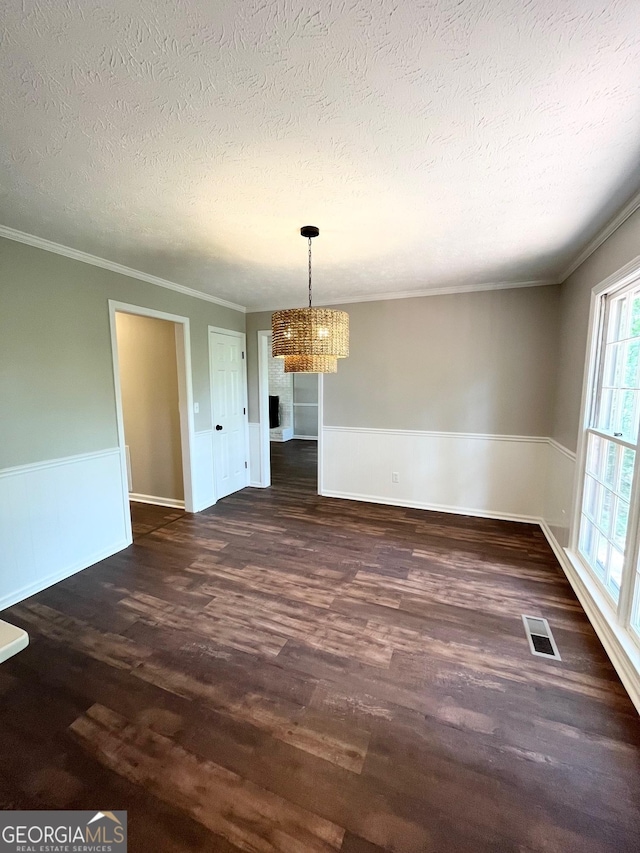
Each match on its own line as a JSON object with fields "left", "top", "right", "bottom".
{"left": 570, "top": 258, "right": 640, "bottom": 648}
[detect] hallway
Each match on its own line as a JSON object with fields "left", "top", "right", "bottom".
{"left": 270, "top": 438, "right": 317, "bottom": 495}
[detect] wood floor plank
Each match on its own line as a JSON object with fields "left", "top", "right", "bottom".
{"left": 10, "top": 602, "right": 152, "bottom": 670}
{"left": 70, "top": 703, "right": 345, "bottom": 853}
{"left": 118, "top": 590, "right": 288, "bottom": 657}
{"left": 194, "top": 560, "right": 340, "bottom": 608}
{"left": 133, "top": 657, "right": 370, "bottom": 773}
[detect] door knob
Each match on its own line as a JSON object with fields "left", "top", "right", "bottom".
{"left": 215, "top": 424, "right": 223, "bottom": 431}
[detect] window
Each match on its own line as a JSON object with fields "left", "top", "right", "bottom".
{"left": 576, "top": 278, "right": 640, "bottom": 640}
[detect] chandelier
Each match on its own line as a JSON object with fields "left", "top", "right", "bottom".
{"left": 271, "top": 226, "right": 349, "bottom": 373}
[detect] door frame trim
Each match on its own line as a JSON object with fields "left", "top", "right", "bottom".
{"left": 109, "top": 301, "right": 197, "bottom": 545}
{"left": 257, "top": 330, "right": 272, "bottom": 488}
{"left": 208, "top": 326, "right": 250, "bottom": 497}
{"left": 317, "top": 373, "right": 324, "bottom": 496}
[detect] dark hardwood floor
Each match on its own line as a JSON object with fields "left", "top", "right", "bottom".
{"left": 271, "top": 437, "right": 317, "bottom": 492}
{"left": 130, "top": 501, "right": 185, "bottom": 541}
{"left": 1, "top": 440, "right": 639, "bottom": 851}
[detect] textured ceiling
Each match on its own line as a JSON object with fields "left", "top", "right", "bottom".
{"left": 1, "top": 0, "right": 640, "bottom": 310}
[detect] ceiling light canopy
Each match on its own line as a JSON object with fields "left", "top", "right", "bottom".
{"left": 272, "top": 227, "right": 349, "bottom": 373}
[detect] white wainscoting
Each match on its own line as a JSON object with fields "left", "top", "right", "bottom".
{"left": 191, "top": 430, "right": 216, "bottom": 512}
{"left": 321, "top": 427, "right": 548, "bottom": 521}
{"left": 0, "top": 448, "right": 129, "bottom": 611}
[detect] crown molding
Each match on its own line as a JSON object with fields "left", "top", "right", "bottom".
{"left": 0, "top": 224, "right": 247, "bottom": 314}
{"left": 249, "top": 278, "right": 558, "bottom": 312}
{"left": 558, "top": 188, "right": 640, "bottom": 283}
{"left": 5, "top": 185, "right": 640, "bottom": 313}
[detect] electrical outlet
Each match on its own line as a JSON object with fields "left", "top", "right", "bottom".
{"left": 194, "top": 402, "right": 199, "bottom": 414}
{"left": 392, "top": 472, "right": 399, "bottom": 484}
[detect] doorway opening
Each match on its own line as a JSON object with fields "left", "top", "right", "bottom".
{"left": 257, "top": 330, "right": 322, "bottom": 495}
{"left": 109, "top": 301, "right": 197, "bottom": 545}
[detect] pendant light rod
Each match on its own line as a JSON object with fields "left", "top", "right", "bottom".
{"left": 300, "top": 225, "right": 319, "bottom": 309}
{"left": 308, "top": 237, "right": 312, "bottom": 308}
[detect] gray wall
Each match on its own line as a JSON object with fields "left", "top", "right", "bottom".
{"left": 0, "top": 237, "right": 244, "bottom": 469}
{"left": 552, "top": 208, "right": 640, "bottom": 452}
{"left": 247, "top": 286, "right": 560, "bottom": 436}
{"left": 115, "top": 313, "right": 184, "bottom": 501}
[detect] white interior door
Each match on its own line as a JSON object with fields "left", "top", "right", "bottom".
{"left": 210, "top": 329, "right": 248, "bottom": 500}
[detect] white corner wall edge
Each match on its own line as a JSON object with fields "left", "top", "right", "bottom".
{"left": 543, "top": 439, "right": 576, "bottom": 547}
{"left": 321, "top": 427, "right": 549, "bottom": 521}
{"left": 0, "top": 224, "right": 246, "bottom": 314}
{"left": 248, "top": 423, "right": 268, "bottom": 487}
{"left": 0, "top": 448, "right": 129, "bottom": 612}
{"left": 129, "top": 493, "right": 186, "bottom": 509}
{"left": 192, "top": 430, "right": 217, "bottom": 511}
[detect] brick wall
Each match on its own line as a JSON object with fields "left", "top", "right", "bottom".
{"left": 268, "top": 352, "right": 293, "bottom": 440}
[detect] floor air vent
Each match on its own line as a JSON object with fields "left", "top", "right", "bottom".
{"left": 521, "top": 615, "right": 561, "bottom": 660}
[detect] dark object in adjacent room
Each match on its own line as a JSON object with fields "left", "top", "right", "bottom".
{"left": 269, "top": 395, "right": 280, "bottom": 429}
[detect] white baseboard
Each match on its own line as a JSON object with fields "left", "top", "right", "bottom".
{"left": 129, "top": 493, "right": 185, "bottom": 509}
{"left": 321, "top": 489, "right": 540, "bottom": 525}
{"left": 539, "top": 520, "right": 640, "bottom": 715}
